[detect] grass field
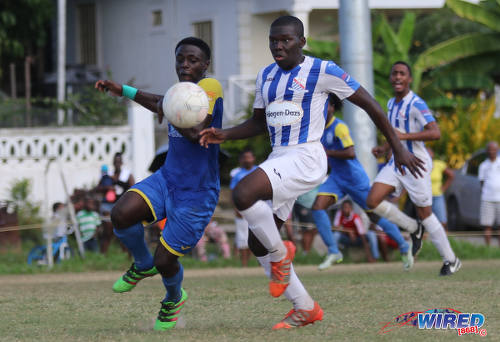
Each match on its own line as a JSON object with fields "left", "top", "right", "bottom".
{"left": 1, "top": 260, "right": 499, "bottom": 342}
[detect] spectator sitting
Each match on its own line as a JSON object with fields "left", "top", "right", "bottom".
{"left": 293, "top": 187, "right": 319, "bottom": 255}
{"left": 46, "top": 202, "right": 69, "bottom": 241}
{"left": 195, "top": 220, "right": 231, "bottom": 262}
{"left": 332, "top": 199, "right": 379, "bottom": 263}
{"left": 76, "top": 197, "right": 102, "bottom": 253}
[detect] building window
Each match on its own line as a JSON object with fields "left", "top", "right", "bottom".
{"left": 193, "top": 21, "right": 213, "bottom": 74}
{"left": 152, "top": 10, "right": 163, "bottom": 27}
{"left": 77, "top": 3, "right": 97, "bottom": 65}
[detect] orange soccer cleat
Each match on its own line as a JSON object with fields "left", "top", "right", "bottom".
{"left": 272, "top": 302, "right": 324, "bottom": 330}
{"left": 269, "top": 240, "right": 296, "bottom": 297}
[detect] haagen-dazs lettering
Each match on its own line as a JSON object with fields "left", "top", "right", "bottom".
{"left": 266, "top": 101, "right": 304, "bottom": 127}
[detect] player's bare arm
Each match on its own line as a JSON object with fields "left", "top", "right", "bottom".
{"left": 395, "top": 121, "right": 441, "bottom": 141}
{"left": 95, "top": 80, "right": 164, "bottom": 123}
{"left": 199, "top": 108, "right": 267, "bottom": 147}
{"left": 325, "top": 146, "right": 355, "bottom": 159}
{"left": 347, "top": 86, "right": 425, "bottom": 177}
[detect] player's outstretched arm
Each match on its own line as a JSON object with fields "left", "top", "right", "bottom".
{"left": 347, "top": 86, "right": 425, "bottom": 177}
{"left": 95, "top": 80, "right": 164, "bottom": 123}
{"left": 199, "top": 108, "right": 267, "bottom": 147}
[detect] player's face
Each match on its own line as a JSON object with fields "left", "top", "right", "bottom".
{"left": 175, "top": 45, "right": 209, "bottom": 83}
{"left": 239, "top": 151, "right": 255, "bottom": 169}
{"left": 390, "top": 64, "right": 412, "bottom": 96}
{"left": 269, "top": 25, "right": 305, "bottom": 70}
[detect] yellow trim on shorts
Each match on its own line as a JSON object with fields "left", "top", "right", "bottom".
{"left": 317, "top": 192, "right": 339, "bottom": 202}
{"left": 127, "top": 188, "right": 157, "bottom": 227}
{"left": 160, "top": 236, "right": 184, "bottom": 257}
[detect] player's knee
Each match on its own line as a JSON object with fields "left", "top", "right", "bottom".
{"left": 110, "top": 205, "right": 129, "bottom": 229}
{"left": 232, "top": 185, "right": 255, "bottom": 211}
{"left": 248, "top": 230, "right": 267, "bottom": 257}
{"left": 154, "top": 248, "right": 179, "bottom": 278}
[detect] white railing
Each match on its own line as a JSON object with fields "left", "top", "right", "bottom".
{"left": 0, "top": 103, "right": 154, "bottom": 217}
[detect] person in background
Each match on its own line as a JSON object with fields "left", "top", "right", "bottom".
{"left": 76, "top": 197, "right": 102, "bottom": 253}
{"left": 293, "top": 187, "right": 319, "bottom": 255}
{"left": 195, "top": 220, "right": 231, "bottom": 262}
{"left": 112, "top": 152, "right": 135, "bottom": 200}
{"left": 478, "top": 141, "right": 500, "bottom": 246}
{"left": 427, "top": 146, "right": 455, "bottom": 230}
{"left": 332, "top": 199, "right": 378, "bottom": 263}
{"left": 95, "top": 164, "right": 116, "bottom": 253}
{"left": 230, "top": 148, "right": 257, "bottom": 267}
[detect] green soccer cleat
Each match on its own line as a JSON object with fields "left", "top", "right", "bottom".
{"left": 154, "top": 288, "right": 188, "bottom": 331}
{"left": 112, "top": 263, "right": 158, "bottom": 293}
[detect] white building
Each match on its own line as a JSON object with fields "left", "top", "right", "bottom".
{"left": 63, "top": 0, "right": 462, "bottom": 124}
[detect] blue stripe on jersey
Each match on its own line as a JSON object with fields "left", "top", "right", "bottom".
{"left": 405, "top": 95, "right": 416, "bottom": 153}
{"left": 388, "top": 98, "right": 394, "bottom": 123}
{"left": 298, "top": 58, "right": 322, "bottom": 143}
{"left": 323, "top": 97, "right": 329, "bottom": 121}
{"left": 280, "top": 67, "right": 301, "bottom": 146}
{"left": 394, "top": 101, "right": 403, "bottom": 128}
{"left": 266, "top": 67, "right": 282, "bottom": 146}
{"left": 261, "top": 65, "right": 275, "bottom": 145}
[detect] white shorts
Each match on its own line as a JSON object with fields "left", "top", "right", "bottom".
{"left": 480, "top": 200, "right": 500, "bottom": 227}
{"left": 259, "top": 141, "right": 327, "bottom": 221}
{"left": 374, "top": 156, "right": 432, "bottom": 207}
{"left": 234, "top": 217, "right": 249, "bottom": 249}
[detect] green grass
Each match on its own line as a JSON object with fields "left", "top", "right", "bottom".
{"left": 0, "top": 260, "right": 498, "bottom": 341}
{"left": 2, "top": 237, "right": 500, "bottom": 275}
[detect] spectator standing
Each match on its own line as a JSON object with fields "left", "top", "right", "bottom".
{"left": 95, "top": 164, "right": 116, "bottom": 253}
{"left": 479, "top": 141, "right": 500, "bottom": 246}
{"left": 76, "top": 197, "right": 102, "bottom": 252}
{"left": 427, "top": 147, "right": 455, "bottom": 230}
{"left": 112, "top": 152, "right": 135, "bottom": 200}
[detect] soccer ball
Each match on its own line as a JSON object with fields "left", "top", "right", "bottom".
{"left": 162, "top": 82, "right": 209, "bottom": 128}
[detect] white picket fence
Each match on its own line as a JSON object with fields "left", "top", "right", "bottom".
{"left": 0, "top": 103, "right": 154, "bottom": 217}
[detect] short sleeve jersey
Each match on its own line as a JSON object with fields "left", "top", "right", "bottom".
{"left": 161, "top": 78, "right": 223, "bottom": 192}
{"left": 387, "top": 90, "right": 435, "bottom": 161}
{"left": 334, "top": 211, "right": 366, "bottom": 237}
{"left": 253, "top": 56, "right": 359, "bottom": 147}
{"left": 321, "top": 116, "right": 368, "bottom": 185}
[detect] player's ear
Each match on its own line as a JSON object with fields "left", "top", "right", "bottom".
{"left": 299, "top": 36, "right": 306, "bottom": 48}
{"left": 203, "top": 59, "right": 210, "bottom": 73}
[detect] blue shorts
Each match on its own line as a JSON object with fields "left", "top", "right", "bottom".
{"left": 129, "top": 170, "right": 218, "bottom": 256}
{"left": 432, "top": 195, "right": 447, "bottom": 224}
{"left": 317, "top": 174, "right": 371, "bottom": 210}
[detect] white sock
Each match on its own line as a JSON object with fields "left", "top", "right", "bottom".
{"left": 373, "top": 200, "right": 417, "bottom": 233}
{"left": 256, "top": 255, "right": 314, "bottom": 310}
{"left": 240, "top": 201, "right": 286, "bottom": 262}
{"left": 423, "top": 213, "right": 456, "bottom": 263}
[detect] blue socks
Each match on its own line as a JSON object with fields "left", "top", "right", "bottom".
{"left": 113, "top": 223, "right": 154, "bottom": 270}
{"left": 376, "top": 217, "right": 409, "bottom": 254}
{"left": 162, "top": 263, "right": 184, "bottom": 303}
{"left": 312, "top": 209, "right": 339, "bottom": 254}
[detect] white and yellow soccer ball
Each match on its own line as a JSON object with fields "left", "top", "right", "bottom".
{"left": 162, "top": 82, "right": 209, "bottom": 128}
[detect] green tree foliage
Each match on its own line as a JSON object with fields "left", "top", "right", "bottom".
{"left": 0, "top": 0, "right": 53, "bottom": 79}
{"left": 8, "top": 178, "right": 43, "bottom": 243}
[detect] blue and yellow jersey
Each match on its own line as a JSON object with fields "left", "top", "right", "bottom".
{"left": 321, "top": 116, "right": 368, "bottom": 185}
{"left": 161, "top": 78, "right": 223, "bottom": 192}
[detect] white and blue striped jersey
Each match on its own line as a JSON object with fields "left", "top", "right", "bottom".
{"left": 387, "top": 90, "right": 435, "bottom": 161}
{"left": 253, "top": 56, "right": 360, "bottom": 147}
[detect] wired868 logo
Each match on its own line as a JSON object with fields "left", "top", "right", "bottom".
{"left": 380, "top": 308, "right": 487, "bottom": 336}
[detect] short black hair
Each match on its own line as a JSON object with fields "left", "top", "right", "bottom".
{"left": 271, "top": 15, "right": 304, "bottom": 38}
{"left": 175, "top": 37, "right": 211, "bottom": 60}
{"left": 342, "top": 199, "right": 353, "bottom": 207}
{"left": 239, "top": 147, "right": 254, "bottom": 157}
{"left": 328, "top": 93, "right": 343, "bottom": 111}
{"left": 52, "top": 202, "right": 63, "bottom": 213}
{"left": 392, "top": 61, "right": 412, "bottom": 77}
